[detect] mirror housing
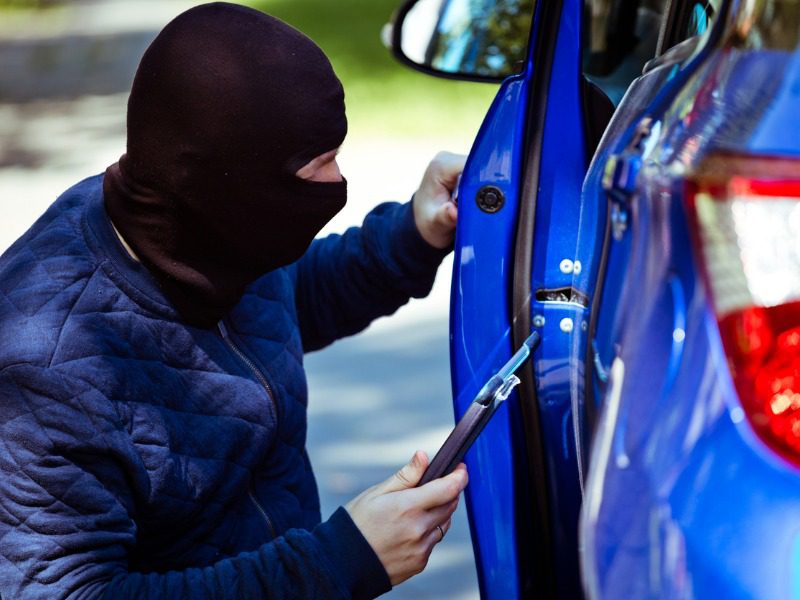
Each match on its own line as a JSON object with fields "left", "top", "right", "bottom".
{"left": 386, "top": 0, "right": 534, "bottom": 82}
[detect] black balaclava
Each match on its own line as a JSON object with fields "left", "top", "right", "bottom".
{"left": 104, "top": 2, "right": 347, "bottom": 328}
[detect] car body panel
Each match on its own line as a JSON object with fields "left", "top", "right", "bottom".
{"left": 582, "top": 18, "right": 800, "bottom": 597}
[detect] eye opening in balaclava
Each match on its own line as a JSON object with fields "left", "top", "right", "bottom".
{"left": 103, "top": 1, "right": 348, "bottom": 328}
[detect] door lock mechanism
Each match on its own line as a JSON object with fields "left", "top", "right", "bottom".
{"left": 476, "top": 185, "right": 505, "bottom": 213}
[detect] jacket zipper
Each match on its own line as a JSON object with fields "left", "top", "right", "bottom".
{"left": 248, "top": 484, "right": 277, "bottom": 539}
{"left": 218, "top": 320, "right": 278, "bottom": 540}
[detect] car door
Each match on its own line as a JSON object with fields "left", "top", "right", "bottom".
{"left": 389, "top": 0, "right": 674, "bottom": 597}
{"left": 391, "top": 0, "right": 596, "bottom": 595}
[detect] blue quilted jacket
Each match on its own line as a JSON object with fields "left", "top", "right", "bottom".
{"left": 0, "top": 175, "right": 447, "bottom": 599}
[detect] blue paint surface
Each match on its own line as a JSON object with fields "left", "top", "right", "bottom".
{"left": 446, "top": 0, "right": 800, "bottom": 594}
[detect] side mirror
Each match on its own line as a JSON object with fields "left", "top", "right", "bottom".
{"left": 385, "top": 0, "right": 534, "bottom": 82}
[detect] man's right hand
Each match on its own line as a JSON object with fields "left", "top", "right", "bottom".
{"left": 345, "top": 451, "right": 468, "bottom": 586}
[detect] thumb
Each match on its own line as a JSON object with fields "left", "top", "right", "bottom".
{"left": 380, "top": 450, "right": 429, "bottom": 493}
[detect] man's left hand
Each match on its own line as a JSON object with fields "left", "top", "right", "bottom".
{"left": 413, "top": 152, "right": 467, "bottom": 250}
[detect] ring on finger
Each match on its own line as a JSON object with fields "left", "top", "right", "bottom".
{"left": 436, "top": 524, "right": 445, "bottom": 542}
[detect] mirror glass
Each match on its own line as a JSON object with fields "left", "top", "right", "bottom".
{"left": 398, "top": 0, "right": 534, "bottom": 79}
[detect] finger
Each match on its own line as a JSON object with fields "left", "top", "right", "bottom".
{"left": 419, "top": 497, "right": 459, "bottom": 532}
{"left": 378, "top": 450, "right": 430, "bottom": 494}
{"left": 447, "top": 202, "right": 458, "bottom": 222}
{"left": 407, "top": 467, "right": 468, "bottom": 510}
{"left": 425, "top": 516, "right": 453, "bottom": 549}
{"left": 424, "top": 152, "right": 466, "bottom": 193}
{"left": 429, "top": 204, "right": 457, "bottom": 239}
{"left": 440, "top": 516, "right": 453, "bottom": 537}
{"left": 433, "top": 152, "right": 467, "bottom": 183}
{"left": 438, "top": 202, "right": 457, "bottom": 226}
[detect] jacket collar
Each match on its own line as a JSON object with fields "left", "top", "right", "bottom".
{"left": 82, "top": 174, "right": 180, "bottom": 322}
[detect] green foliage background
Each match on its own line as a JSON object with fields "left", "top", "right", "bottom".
{"left": 247, "top": 0, "right": 497, "bottom": 140}
{"left": 0, "top": 0, "right": 58, "bottom": 7}
{"left": 0, "top": 0, "right": 499, "bottom": 141}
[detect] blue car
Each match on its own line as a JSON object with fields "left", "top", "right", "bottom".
{"left": 388, "top": 0, "right": 800, "bottom": 597}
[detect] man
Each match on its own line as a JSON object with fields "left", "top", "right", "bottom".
{"left": 0, "top": 3, "right": 467, "bottom": 598}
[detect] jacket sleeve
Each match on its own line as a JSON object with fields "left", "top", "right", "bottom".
{"left": 293, "top": 200, "right": 450, "bottom": 351}
{"left": 0, "top": 365, "right": 390, "bottom": 600}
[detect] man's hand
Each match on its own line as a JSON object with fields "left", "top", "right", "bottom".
{"left": 345, "top": 451, "right": 468, "bottom": 586}
{"left": 413, "top": 152, "right": 467, "bottom": 249}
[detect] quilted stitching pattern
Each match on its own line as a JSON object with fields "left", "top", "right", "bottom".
{"left": 0, "top": 183, "right": 314, "bottom": 593}
{"left": 0, "top": 175, "right": 441, "bottom": 598}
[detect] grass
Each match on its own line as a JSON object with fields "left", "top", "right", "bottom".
{"left": 247, "top": 0, "right": 498, "bottom": 140}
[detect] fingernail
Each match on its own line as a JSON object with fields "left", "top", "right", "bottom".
{"left": 411, "top": 452, "right": 420, "bottom": 467}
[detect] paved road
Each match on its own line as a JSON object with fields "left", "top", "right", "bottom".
{"left": 0, "top": 2, "right": 480, "bottom": 598}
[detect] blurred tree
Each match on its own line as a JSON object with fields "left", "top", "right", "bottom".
{"left": 249, "top": 0, "right": 497, "bottom": 138}
{"left": 0, "top": 0, "right": 62, "bottom": 7}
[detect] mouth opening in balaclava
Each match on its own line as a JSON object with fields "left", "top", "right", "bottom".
{"left": 103, "top": 1, "right": 348, "bottom": 328}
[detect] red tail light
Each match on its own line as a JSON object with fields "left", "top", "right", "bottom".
{"left": 686, "top": 154, "right": 800, "bottom": 466}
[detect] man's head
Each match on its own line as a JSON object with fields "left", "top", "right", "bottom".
{"left": 104, "top": 2, "right": 348, "bottom": 327}
{"left": 123, "top": 2, "right": 346, "bottom": 190}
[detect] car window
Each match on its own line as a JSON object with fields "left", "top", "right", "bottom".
{"left": 583, "top": 0, "right": 716, "bottom": 104}
{"left": 583, "top": 0, "right": 668, "bottom": 103}
{"left": 657, "top": 0, "right": 717, "bottom": 54}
